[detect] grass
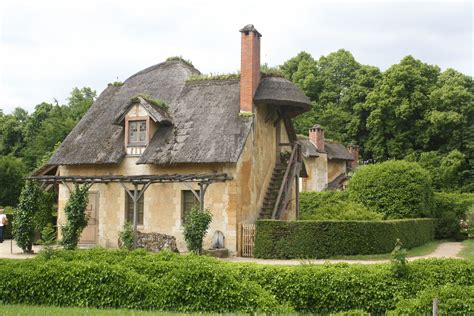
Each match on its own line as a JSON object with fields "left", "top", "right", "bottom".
{"left": 458, "top": 239, "right": 474, "bottom": 259}
{"left": 328, "top": 240, "right": 443, "bottom": 261}
{"left": 0, "top": 304, "right": 180, "bottom": 316}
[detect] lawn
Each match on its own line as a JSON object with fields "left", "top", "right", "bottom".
{"left": 458, "top": 239, "right": 474, "bottom": 259}
{"left": 328, "top": 239, "right": 442, "bottom": 260}
{"left": 0, "top": 305, "right": 179, "bottom": 316}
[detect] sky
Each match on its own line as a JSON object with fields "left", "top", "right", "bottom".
{"left": 0, "top": 0, "right": 472, "bottom": 114}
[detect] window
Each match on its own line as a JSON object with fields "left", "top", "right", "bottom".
{"left": 128, "top": 120, "right": 147, "bottom": 146}
{"left": 181, "top": 190, "right": 199, "bottom": 224}
{"left": 125, "top": 190, "right": 144, "bottom": 225}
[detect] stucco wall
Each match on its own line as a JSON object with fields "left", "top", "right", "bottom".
{"left": 57, "top": 104, "right": 281, "bottom": 254}
{"left": 301, "top": 154, "right": 328, "bottom": 192}
{"left": 328, "top": 160, "right": 347, "bottom": 183}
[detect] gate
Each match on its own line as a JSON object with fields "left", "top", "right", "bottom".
{"left": 240, "top": 223, "right": 256, "bottom": 257}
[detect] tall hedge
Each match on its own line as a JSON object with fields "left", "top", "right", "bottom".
{"left": 254, "top": 219, "right": 435, "bottom": 259}
{"left": 349, "top": 160, "right": 434, "bottom": 219}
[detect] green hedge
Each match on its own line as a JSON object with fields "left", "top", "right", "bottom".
{"left": 1, "top": 249, "right": 471, "bottom": 314}
{"left": 254, "top": 219, "right": 435, "bottom": 259}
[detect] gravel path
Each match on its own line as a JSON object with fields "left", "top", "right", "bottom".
{"left": 0, "top": 240, "right": 465, "bottom": 263}
{"left": 222, "top": 242, "right": 465, "bottom": 265}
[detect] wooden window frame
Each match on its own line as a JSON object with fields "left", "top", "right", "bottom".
{"left": 181, "top": 190, "right": 199, "bottom": 224}
{"left": 125, "top": 116, "right": 150, "bottom": 147}
{"left": 124, "top": 189, "right": 144, "bottom": 226}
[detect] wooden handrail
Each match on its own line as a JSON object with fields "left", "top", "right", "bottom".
{"left": 272, "top": 143, "right": 300, "bottom": 219}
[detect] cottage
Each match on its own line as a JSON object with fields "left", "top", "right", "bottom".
{"left": 32, "top": 25, "right": 310, "bottom": 254}
{"left": 300, "top": 125, "right": 359, "bottom": 192}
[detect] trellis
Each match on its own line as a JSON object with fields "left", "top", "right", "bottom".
{"left": 29, "top": 173, "right": 232, "bottom": 247}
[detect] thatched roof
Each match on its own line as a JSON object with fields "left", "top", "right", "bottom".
{"left": 300, "top": 138, "right": 353, "bottom": 161}
{"left": 48, "top": 60, "right": 309, "bottom": 166}
{"left": 137, "top": 79, "right": 252, "bottom": 164}
{"left": 254, "top": 77, "right": 311, "bottom": 117}
{"left": 325, "top": 142, "right": 353, "bottom": 161}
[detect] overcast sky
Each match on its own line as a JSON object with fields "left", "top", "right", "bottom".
{"left": 0, "top": 0, "right": 472, "bottom": 114}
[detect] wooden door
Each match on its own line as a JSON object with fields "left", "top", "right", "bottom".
{"left": 80, "top": 192, "right": 99, "bottom": 244}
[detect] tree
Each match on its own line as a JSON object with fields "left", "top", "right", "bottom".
{"left": 0, "top": 156, "right": 26, "bottom": 207}
{"left": 364, "top": 56, "right": 440, "bottom": 161}
{"left": 183, "top": 207, "right": 213, "bottom": 254}
{"left": 13, "top": 181, "right": 42, "bottom": 253}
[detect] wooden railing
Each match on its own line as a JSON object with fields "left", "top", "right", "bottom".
{"left": 271, "top": 142, "right": 302, "bottom": 219}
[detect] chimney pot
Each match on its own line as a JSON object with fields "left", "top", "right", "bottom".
{"left": 240, "top": 24, "right": 261, "bottom": 113}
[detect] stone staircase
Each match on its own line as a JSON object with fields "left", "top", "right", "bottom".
{"left": 259, "top": 162, "right": 288, "bottom": 219}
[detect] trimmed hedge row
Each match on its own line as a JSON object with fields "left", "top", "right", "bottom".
{"left": 254, "top": 219, "right": 435, "bottom": 259}
{"left": 0, "top": 249, "right": 472, "bottom": 314}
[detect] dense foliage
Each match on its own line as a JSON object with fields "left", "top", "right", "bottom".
{"left": 433, "top": 192, "right": 474, "bottom": 240}
{"left": 13, "top": 181, "right": 42, "bottom": 253}
{"left": 119, "top": 222, "right": 134, "bottom": 250}
{"left": 349, "top": 160, "right": 434, "bottom": 219}
{"left": 0, "top": 156, "right": 26, "bottom": 207}
{"left": 281, "top": 51, "right": 474, "bottom": 192}
{"left": 183, "top": 207, "right": 212, "bottom": 254}
{"left": 388, "top": 284, "right": 474, "bottom": 315}
{"left": 0, "top": 248, "right": 471, "bottom": 314}
{"left": 61, "top": 184, "right": 91, "bottom": 250}
{"left": 299, "top": 191, "right": 382, "bottom": 220}
{"left": 254, "top": 219, "right": 435, "bottom": 259}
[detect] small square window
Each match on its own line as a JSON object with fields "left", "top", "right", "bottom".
{"left": 128, "top": 120, "right": 147, "bottom": 146}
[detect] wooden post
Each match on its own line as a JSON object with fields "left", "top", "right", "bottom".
{"left": 199, "top": 183, "right": 204, "bottom": 211}
{"left": 133, "top": 183, "right": 138, "bottom": 248}
{"left": 432, "top": 298, "right": 438, "bottom": 316}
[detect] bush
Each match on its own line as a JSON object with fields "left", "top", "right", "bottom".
{"left": 388, "top": 284, "right": 474, "bottom": 315}
{"left": 62, "top": 184, "right": 91, "bottom": 250}
{"left": 11, "top": 248, "right": 470, "bottom": 314}
{"left": 119, "top": 222, "right": 134, "bottom": 250}
{"left": 433, "top": 192, "right": 474, "bottom": 239}
{"left": 349, "top": 160, "right": 434, "bottom": 219}
{"left": 254, "top": 219, "right": 435, "bottom": 259}
{"left": 0, "top": 250, "right": 286, "bottom": 313}
{"left": 300, "top": 191, "right": 383, "bottom": 220}
{"left": 183, "top": 207, "right": 212, "bottom": 253}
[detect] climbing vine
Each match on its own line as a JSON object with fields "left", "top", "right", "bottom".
{"left": 13, "top": 181, "right": 42, "bottom": 253}
{"left": 61, "top": 184, "right": 91, "bottom": 250}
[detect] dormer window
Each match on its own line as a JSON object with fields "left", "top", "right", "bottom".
{"left": 113, "top": 94, "right": 172, "bottom": 157}
{"left": 128, "top": 120, "right": 147, "bottom": 146}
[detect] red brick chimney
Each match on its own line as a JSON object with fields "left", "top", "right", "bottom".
{"left": 309, "top": 124, "right": 325, "bottom": 152}
{"left": 347, "top": 144, "right": 359, "bottom": 170}
{"left": 239, "top": 24, "right": 261, "bottom": 113}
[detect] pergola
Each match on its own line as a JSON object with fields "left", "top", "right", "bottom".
{"left": 30, "top": 173, "right": 232, "bottom": 246}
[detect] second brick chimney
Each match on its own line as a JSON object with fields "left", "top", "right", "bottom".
{"left": 309, "top": 124, "right": 325, "bottom": 152}
{"left": 347, "top": 144, "right": 359, "bottom": 170}
{"left": 240, "top": 24, "right": 261, "bottom": 113}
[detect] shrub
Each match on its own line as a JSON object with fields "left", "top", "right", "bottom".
{"left": 254, "top": 219, "right": 435, "bottom": 259}
{"left": 38, "top": 223, "right": 56, "bottom": 260}
{"left": 433, "top": 192, "right": 474, "bottom": 239}
{"left": 183, "top": 207, "right": 212, "bottom": 254}
{"left": 61, "top": 184, "right": 91, "bottom": 250}
{"left": 388, "top": 284, "right": 474, "bottom": 315}
{"left": 391, "top": 239, "right": 408, "bottom": 278}
{"left": 21, "top": 248, "right": 473, "bottom": 314}
{"left": 300, "top": 191, "right": 382, "bottom": 220}
{"left": 13, "top": 181, "right": 42, "bottom": 253}
{"left": 349, "top": 160, "right": 434, "bottom": 219}
{"left": 119, "top": 222, "right": 134, "bottom": 250}
{"left": 0, "top": 252, "right": 285, "bottom": 313}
